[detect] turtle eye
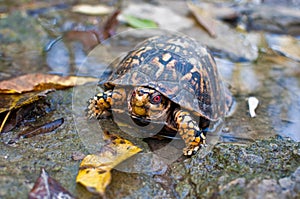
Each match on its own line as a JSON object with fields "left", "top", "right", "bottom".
{"left": 150, "top": 94, "right": 162, "bottom": 104}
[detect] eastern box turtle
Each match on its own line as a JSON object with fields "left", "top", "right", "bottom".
{"left": 87, "top": 35, "right": 234, "bottom": 156}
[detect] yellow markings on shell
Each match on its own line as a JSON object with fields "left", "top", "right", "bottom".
{"left": 151, "top": 57, "right": 165, "bottom": 78}
{"left": 162, "top": 53, "right": 172, "bottom": 62}
{"left": 131, "top": 58, "right": 140, "bottom": 66}
{"left": 166, "top": 59, "right": 176, "bottom": 69}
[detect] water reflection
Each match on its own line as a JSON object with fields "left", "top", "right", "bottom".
{"left": 268, "top": 75, "right": 300, "bottom": 141}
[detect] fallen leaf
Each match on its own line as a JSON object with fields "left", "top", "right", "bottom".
{"left": 76, "top": 130, "right": 142, "bottom": 195}
{"left": 0, "top": 90, "right": 52, "bottom": 133}
{"left": 101, "top": 10, "right": 120, "bottom": 41}
{"left": 72, "top": 4, "right": 114, "bottom": 15}
{"left": 0, "top": 73, "right": 98, "bottom": 94}
{"left": 18, "top": 118, "right": 64, "bottom": 139}
{"left": 187, "top": 2, "right": 217, "bottom": 38}
{"left": 123, "top": 14, "right": 158, "bottom": 29}
{"left": 64, "top": 30, "right": 100, "bottom": 52}
{"left": 29, "top": 168, "right": 76, "bottom": 199}
{"left": 0, "top": 90, "right": 52, "bottom": 114}
{"left": 64, "top": 9, "right": 120, "bottom": 51}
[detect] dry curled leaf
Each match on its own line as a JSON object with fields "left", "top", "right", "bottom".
{"left": 76, "top": 130, "right": 142, "bottom": 195}
{"left": 187, "top": 2, "right": 217, "bottom": 38}
{"left": 29, "top": 168, "right": 76, "bottom": 199}
{"left": 0, "top": 73, "right": 98, "bottom": 94}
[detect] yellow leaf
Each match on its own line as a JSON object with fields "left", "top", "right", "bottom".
{"left": 76, "top": 155, "right": 112, "bottom": 195}
{"left": 76, "top": 131, "right": 142, "bottom": 195}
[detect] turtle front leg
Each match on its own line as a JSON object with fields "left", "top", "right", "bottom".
{"left": 174, "top": 110, "right": 206, "bottom": 156}
{"left": 87, "top": 88, "right": 126, "bottom": 119}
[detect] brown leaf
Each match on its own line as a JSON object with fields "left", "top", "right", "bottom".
{"left": 0, "top": 73, "right": 98, "bottom": 94}
{"left": 76, "top": 130, "right": 142, "bottom": 195}
{"left": 187, "top": 2, "right": 217, "bottom": 38}
{"left": 18, "top": 118, "right": 64, "bottom": 139}
{"left": 29, "top": 168, "right": 76, "bottom": 199}
{"left": 64, "top": 9, "right": 120, "bottom": 51}
{"left": 0, "top": 90, "right": 52, "bottom": 133}
{"left": 101, "top": 9, "right": 120, "bottom": 41}
{"left": 64, "top": 30, "right": 100, "bottom": 52}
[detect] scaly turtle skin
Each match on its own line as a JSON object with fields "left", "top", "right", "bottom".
{"left": 87, "top": 35, "right": 234, "bottom": 156}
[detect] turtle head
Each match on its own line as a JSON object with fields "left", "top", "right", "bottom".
{"left": 129, "top": 86, "right": 171, "bottom": 121}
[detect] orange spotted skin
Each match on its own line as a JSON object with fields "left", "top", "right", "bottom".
{"left": 87, "top": 35, "right": 234, "bottom": 156}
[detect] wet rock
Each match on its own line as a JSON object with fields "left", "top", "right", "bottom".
{"left": 243, "top": 5, "right": 300, "bottom": 36}
{"left": 246, "top": 167, "right": 300, "bottom": 199}
{"left": 291, "top": 167, "right": 300, "bottom": 182}
{"left": 171, "top": 136, "right": 300, "bottom": 198}
{"left": 279, "top": 177, "right": 295, "bottom": 197}
{"left": 241, "top": 150, "right": 265, "bottom": 166}
{"left": 265, "top": 34, "right": 300, "bottom": 62}
{"left": 219, "top": 177, "right": 246, "bottom": 193}
{"left": 247, "top": 179, "right": 283, "bottom": 199}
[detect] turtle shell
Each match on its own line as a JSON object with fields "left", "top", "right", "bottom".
{"left": 101, "top": 35, "right": 230, "bottom": 121}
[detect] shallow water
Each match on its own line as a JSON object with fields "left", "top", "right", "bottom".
{"left": 0, "top": 0, "right": 300, "bottom": 198}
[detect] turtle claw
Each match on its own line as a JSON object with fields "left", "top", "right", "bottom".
{"left": 87, "top": 91, "right": 112, "bottom": 119}
{"left": 174, "top": 110, "right": 206, "bottom": 156}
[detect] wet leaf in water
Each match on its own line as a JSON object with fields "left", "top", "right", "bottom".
{"left": 29, "top": 168, "right": 76, "bottom": 199}
{"left": 64, "top": 9, "right": 120, "bottom": 51}
{"left": 76, "top": 130, "right": 142, "bottom": 195}
{"left": 0, "top": 90, "right": 52, "bottom": 114}
{"left": 72, "top": 4, "right": 114, "bottom": 15}
{"left": 0, "top": 73, "right": 98, "bottom": 94}
{"left": 122, "top": 14, "right": 158, "bottom": 29}
{"left": 17, "top": 118, "right": 64, "bottom": 139}
{"left": 187, "top": 2, "right": 217, "bottom": 38}
{"left": 0, "top": 90, "right": 52, "bottom": 133}
{"left": 101, "top": 10, "right": 120, "bottom": 41}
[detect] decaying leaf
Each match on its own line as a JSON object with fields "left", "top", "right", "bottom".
{"left": 29, "top": 168, "right": 76, "bottom": 199}
{"left": 64, "top": 9, "right": 120, "bottom": 51}
{"left": 18, "top": 118, "right": 64, "bottom": 138}
{"left": 0, "top": 73, "right": 98, "bottom": 94}
{"left": 101, "top": 10, "right": 120, "bottom": 41}
{"left": 187, "top": 2, "right": 217, "bottom": 38}
{"left": 0, "top": 90, "right": 52, "bottom": 133}
{"left": 123, "top": 14, "right": 158, "bottom": 29}
{"left": 0, "top": 90, "right": 52, "bottom": 114}
{"left": 76, "top": 130, "right": 142, "bottom": 195}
